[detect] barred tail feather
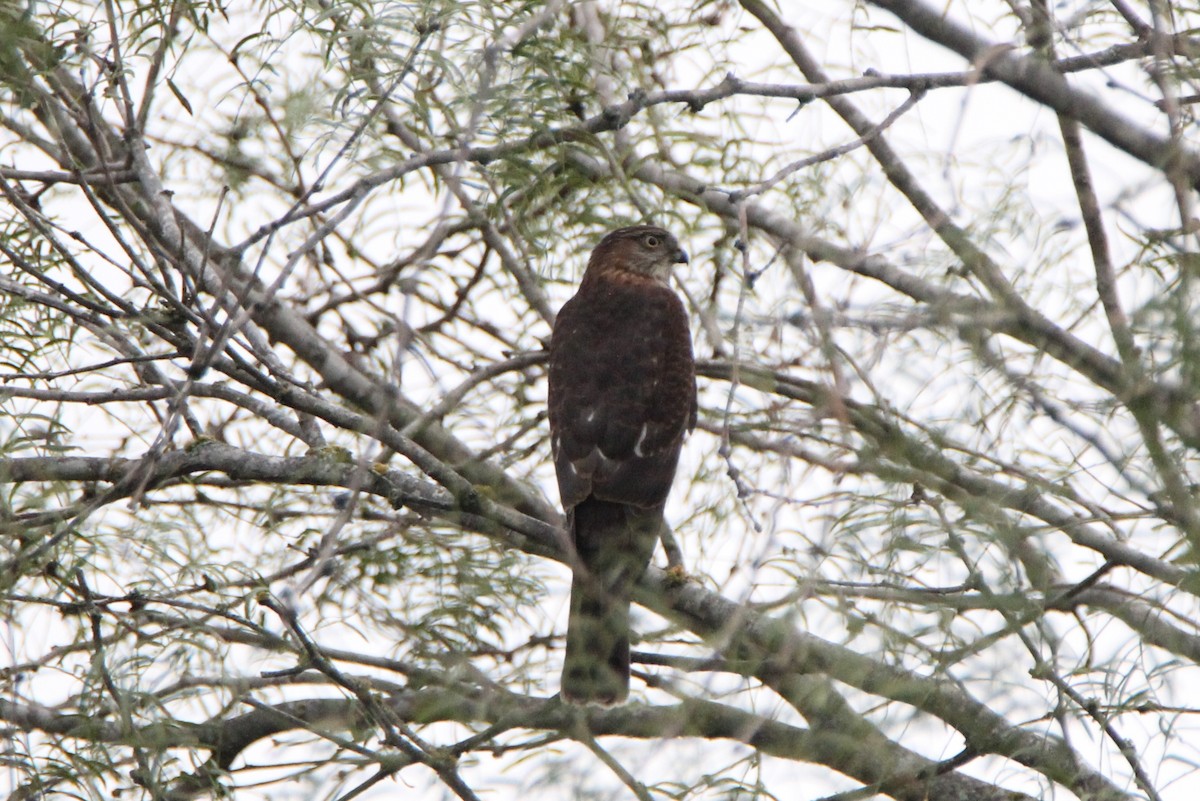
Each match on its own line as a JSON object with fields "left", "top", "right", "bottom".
{"left": 561, "top": 498, "right": 661, "bottom": 705}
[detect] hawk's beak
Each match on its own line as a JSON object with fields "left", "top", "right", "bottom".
{"left": 673, "top": 249, "right": 689, "bottom": 265}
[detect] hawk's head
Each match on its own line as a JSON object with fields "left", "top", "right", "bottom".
{"left": 585, "top": 225, "right": 688, "bottom": 283}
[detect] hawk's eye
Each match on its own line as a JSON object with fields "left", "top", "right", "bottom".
{"left": 644, "top": 235, "right": 661, "bottom": 248}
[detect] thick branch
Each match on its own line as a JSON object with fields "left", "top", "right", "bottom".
{"left": 862, "top": 0, "right": 1200, "bottom": 187}
{"left": 646, "top": 568, "right": 1134, "bottom": 801}
{"left": 0, "top": 687, "right": 1031, "bottom": 801}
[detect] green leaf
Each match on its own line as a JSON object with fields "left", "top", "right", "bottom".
{"left": 166, "top": 77, "right": 192, "bottom": 116}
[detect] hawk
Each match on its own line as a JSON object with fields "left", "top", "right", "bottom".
{"left": 548, "top": 225, "right": 697, "bottom": 704}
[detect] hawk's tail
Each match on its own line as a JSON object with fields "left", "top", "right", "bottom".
{"left": 562, "top": 498, "right": 660, "bottom": 705}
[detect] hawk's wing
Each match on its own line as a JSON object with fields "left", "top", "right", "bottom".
{"left": 548, "top": 271, "right": 697, "bottom": 513}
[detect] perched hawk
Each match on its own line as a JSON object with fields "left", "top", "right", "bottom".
{"left": 548, "top": 225, "right": 697, "bottom": 704}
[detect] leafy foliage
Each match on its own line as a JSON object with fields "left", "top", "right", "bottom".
{"left": 2, "top": 1, "right": 1200, "bottom": 800}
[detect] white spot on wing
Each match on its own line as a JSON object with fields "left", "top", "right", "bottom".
{"left": 584, "top": 408, "right": 596, "bottom": 424}
{"left": 633, "top": 425, "right": 650, "bottom": 457}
